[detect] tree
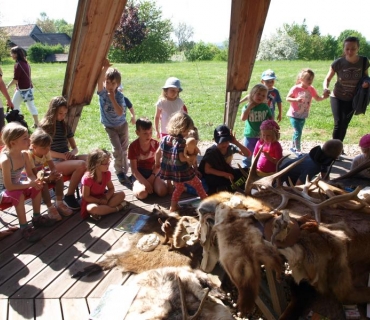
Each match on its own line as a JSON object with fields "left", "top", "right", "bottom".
{"left": 283, "top": 21, "right": 312, "bottom": 60}
{"left": 54, "top": 19, "right": 74, "bottom": 38}
{"left": 36, "top": 12, "right": 57, "bottom": 33}
{"left": 174, "top": 22, "right": 194, "bottom": 51}
{"left": 110, "top": 0, "right": 175, "bottom": 63}
{"left": 0, "top": 26, "right": 9, "bottom": 61}
{"left": 257, "top": 31, "right": 298, "bottom": 61}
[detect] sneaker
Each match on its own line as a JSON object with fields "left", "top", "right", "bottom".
{"left": 47, "top": 206, "right": 62, "bottom": 221}
{"left": 117, "top": 172, "right": 133, "bottom": 189}
{"left": 21, "top": 226, "right": 41, "bottom": 242}
{"left": 32, "top": 215, "right": 57, "bottom": 228}
{"left": 56, "top": 202, "right": 73, "bottom": 217}
{"left": 290, "top": 147, "right": 297, "bottom": 153}
{"left": 295, "top": 151, "right": 303, "bottom": 158}
{"left": 63, "top": 194, "right": 81, "bottom": 210}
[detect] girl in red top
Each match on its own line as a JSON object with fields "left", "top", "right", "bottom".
{"left": 80, "top": 149, "right": 128, "bottom": 220}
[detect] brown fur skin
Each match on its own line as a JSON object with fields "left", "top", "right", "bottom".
{"left": 213, "top": 202, "right": 283, "bottom": 316}
{"left": 126, "top": 266, "right": 233, "bottom": 320}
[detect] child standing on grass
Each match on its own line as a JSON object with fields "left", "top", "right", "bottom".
{"left": 351, "top": 134, "right": 370, "bottom": 178}
{"left": 286, "top": 68, "right": 330, "bottom": 157}
{"left": 240, "top": 69, "right": 283, "bottom": 122}
{"left": 240, "top": 83, "right": 272, "bottom": 168}
{"left": 154, "top": 77, "right": 188, "bottom": 139}
{"left": 0, "top": 122, "right": 54, "bottom": 242}
{"left": 253, "top": 120, "right": 283, "bottom": 177}
{"left": 28, "top": 129, "right": 73, "bottom": 221}
{"left": 97, "top": 58, "right": 135, "bottom": 188}
{"left": 81, "top": 149, "right": 128, "bottom": 221}
{"left": 39, "top": 96, "right": 87, "bottom": 210}
{"left": 128, "top": 118, "right": 167, "bottom": 200}
{"left": 199, "top": 124, "right": 251, "bottom": 195}
{"left": 155, "top": 112, "right": 207, "bottom": 212}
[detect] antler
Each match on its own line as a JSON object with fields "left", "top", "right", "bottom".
{"left": 177, "top": 275, "right": 210, "bottom": 320}
{"left": 331, "top": 159, "right": 370, "bottom": 181}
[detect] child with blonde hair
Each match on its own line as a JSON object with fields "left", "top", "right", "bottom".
{"left": 351, "top": 134, "right": 370, "bottom": 178}
{"left": 0, "top": 122, "right": 54, "bottom": 242}
{"left": 154, "top": 77, "right": 188, "bottom": 139}
{"left": 39, "top": 96, "right": 87, "bottom": 210}
{"left": 286, "top": 68, "right": 330, "bottom": 157}
{"left": 240, "top": 83, "right": 272, "bottom": 168}
{"left": 156, "top": 112, "right": 207, "bottom": 212}
{"left": 81, "top": 149, "right": 128, "bottom": 220}
{"left": 253, "top": 120, "right": 283, "bottom": 176}
{"left": 28, "top": 129, "right": 73, "bottom": 220}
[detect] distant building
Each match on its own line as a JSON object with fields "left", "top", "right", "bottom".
{"left": 1, "top": 24, "right": 71, "bottom": 62}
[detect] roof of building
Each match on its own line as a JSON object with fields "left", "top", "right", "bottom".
{"left": 44, "top": 53, "right": 69, "bottom": 63}
{"left": 33, "top": 33, "right": 71, "bottom": 46}
{"left": 8, "top": 36, "right": 37, "bottom": 50}
{"left": 2, "top": 24, "right": 42, "bottom": 36}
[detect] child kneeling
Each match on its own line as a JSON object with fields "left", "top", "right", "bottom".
{"left": 81, "top": 149, "right": 128, "bottom": 220}
{"left": 29, "top": 129, "right": 73, "bottom": 220}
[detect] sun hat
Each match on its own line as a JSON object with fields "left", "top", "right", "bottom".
{"left": 359, "top": 134, "right": 370, "bottom": 148}
{"left": 214, "top": 124, "right": 232, "bottom": 144}
{"left": 261, "top": 69, "right": 276, "bottom": 81}
{"left": 162, "top": 77, "right": 183, "bottom": 92}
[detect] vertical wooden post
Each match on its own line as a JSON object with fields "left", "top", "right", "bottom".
{"left": 62, "top": 0, "right": 127, "bottom": 133}
{"left": 224, "top": 0, "right": 271, "bottom": 129}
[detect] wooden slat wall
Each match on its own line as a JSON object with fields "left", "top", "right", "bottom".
{"left": 224, "top": 0, "right": 271, "bottom": 128}
{"left": 63, "top": 0, "right": 127, "bottom": 132}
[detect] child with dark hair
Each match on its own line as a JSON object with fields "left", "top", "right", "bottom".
{"left": 97, "top": 58, "right": 135, "bottom": 187}
{"left": 128, "top": 118, "right": 167, "bottom": 200}
{"left": 199, "top": 124, "right": 251, "bottom": 195}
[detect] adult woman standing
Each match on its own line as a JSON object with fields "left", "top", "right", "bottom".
{"left": 323, "top": 36, "right": 369, "bottom": 146}
{"left": 7, "top": 46, "right": 39, "bottom": 128}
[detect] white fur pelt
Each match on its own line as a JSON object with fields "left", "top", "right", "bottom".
{"left": 125, "top": 266, "right": 233, "bottom": 320}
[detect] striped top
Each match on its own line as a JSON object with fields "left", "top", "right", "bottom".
{"left": 51, "top": 121, "right": 74, "bottom": 153}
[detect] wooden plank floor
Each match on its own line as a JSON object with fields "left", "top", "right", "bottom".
{"left": 0, "top": 151, "right": 356, "bottom": 320}
{"left": 0, "top": 165, "right": 190, "bottom": 320}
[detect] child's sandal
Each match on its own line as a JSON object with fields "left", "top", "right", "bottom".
{"left": 90, "top": 214, "right": 101, "bottom": 221}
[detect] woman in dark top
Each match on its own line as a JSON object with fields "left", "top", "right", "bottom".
{"left": 6, "top": 46, "right": 39, "bottom": 128}
{"left": 323, "top": 37, "right": 369, "bottom": 147}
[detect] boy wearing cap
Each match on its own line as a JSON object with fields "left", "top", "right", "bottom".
{"left": 279, "top": 139, "right": 343, "bottom": 185}
{"left": 240, "top": 69, "right": 283, "bottom": 122}
{"left": 198, "top": 125, "right": 251, "bottom": 195}
{"left": 350, "top": 134, "right": 370, "bottom": 178}
{"left": 97, "top": 58, "right": 135, "bottom": 187}
{"left": 154, "top": 77, "right": 188, "bottom": 139}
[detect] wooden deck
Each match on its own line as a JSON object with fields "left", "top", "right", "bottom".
{"left": 0, "top": 152, "right": 361, "bottom": 320}
{"left": 0, "top": 170, "right": 185, "bottom": 320}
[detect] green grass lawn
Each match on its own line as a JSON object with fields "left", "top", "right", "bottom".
{"left": 1, "top": 60, "right": 368, "bottom": 153}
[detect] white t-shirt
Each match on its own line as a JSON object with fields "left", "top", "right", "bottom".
{"left": 351, "top": 153, "right": 370, "bottom": 178}
{"left": 155, "top": 98, "right": 185, "bottom": 134}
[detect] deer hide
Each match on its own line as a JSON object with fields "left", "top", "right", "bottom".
{"left": 125, "top": 266, "right": 233, "bottom": 320}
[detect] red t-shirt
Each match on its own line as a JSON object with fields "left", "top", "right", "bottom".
{"left": 128, "top": 138, "right": 159, "bottom": 170}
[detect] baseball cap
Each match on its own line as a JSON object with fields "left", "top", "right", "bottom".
{"left": 359, "top": 134, "right": 370, "bottom": 148}
{"left": 261, "top": 69, "right": 276, "bottom": 81}
{"left": 214, "top": 125, "right": 232, "bottom": 144}
{"left": 162, "top": 77, "right": 183, "bottom": 92}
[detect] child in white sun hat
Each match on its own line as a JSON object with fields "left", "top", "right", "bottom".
{"left": 154, "top": 77, "right": 188, "bottom": 139}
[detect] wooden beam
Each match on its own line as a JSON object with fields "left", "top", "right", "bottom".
{"left": 63, "top": 0, "right": 127, "bottom": 132}
{"left": 224, "top": 0, "right": 271, "bottom": 127}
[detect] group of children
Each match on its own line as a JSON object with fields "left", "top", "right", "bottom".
{"left": 1, "top": 59, "right": 369, "bottom": 242}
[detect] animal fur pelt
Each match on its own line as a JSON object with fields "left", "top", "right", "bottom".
{"left": 72, "top": 212, "right": 203, "bottom": 278}
{"left": 197, "top": 191, "right": 370, "bottom": 318}
{"left": 125, "top": 266, "right": 233, "bottom": 320}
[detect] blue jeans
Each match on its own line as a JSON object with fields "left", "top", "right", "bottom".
{"left": 289, "top": 117, "right": 305, "bottom": 151}
{"left": 242, "top": 137, "right": 259, "bottom": 168}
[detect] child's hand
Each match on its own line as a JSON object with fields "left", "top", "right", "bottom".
{"left": 144, "top": 180, "right": 153, "bottom": 194}
{"left": 31, "top": 179, "right": 43, "bottom": 190}
{"left": 230, "top": 130, "right": 237, "bottom": 144}
{"left": 49, "top": 171, "right": 62, "bottom": 181}
{"left": 65, "top": 152, "right": 77, "bottom": 160}
{"left": 224, "top": 172, "right": 234, "bottom": 181}
{"left": 156, "top": 131, "right": 160, "bottom": 139}
{"left": 131, "top": 117, "right": 136, "bottom": 125}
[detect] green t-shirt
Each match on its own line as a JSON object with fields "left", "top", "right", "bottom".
{"left": 242, "top": 103, "right": 272, "bottom": 137}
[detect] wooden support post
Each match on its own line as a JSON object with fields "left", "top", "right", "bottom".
{"left": 224, "top": 91, "right": 242, "bottom": 130}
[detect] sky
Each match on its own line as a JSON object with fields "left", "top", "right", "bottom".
{"left": 0, "top": 0, "right": 369, "bottom": 43}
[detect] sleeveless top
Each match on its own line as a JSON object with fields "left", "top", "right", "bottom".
{"left": 0, "top": 152, "right": 25, "bottom": 191}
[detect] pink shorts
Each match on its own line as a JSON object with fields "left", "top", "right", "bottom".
{"left": 0, "top": 187, "right": 40, "bottom": 206}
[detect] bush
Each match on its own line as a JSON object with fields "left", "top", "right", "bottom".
{"left": 28, "top": 43, "right": 64, "bottom": 63}
{"left": 184, "top": 42, "right": 220, "bottom": 61}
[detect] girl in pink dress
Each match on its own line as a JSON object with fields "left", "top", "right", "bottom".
{"left": 253, "top": 120, "right": 283, "bottom": 177}
{"left": 80, "top": 149, "right": 128, "bottom": 220}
